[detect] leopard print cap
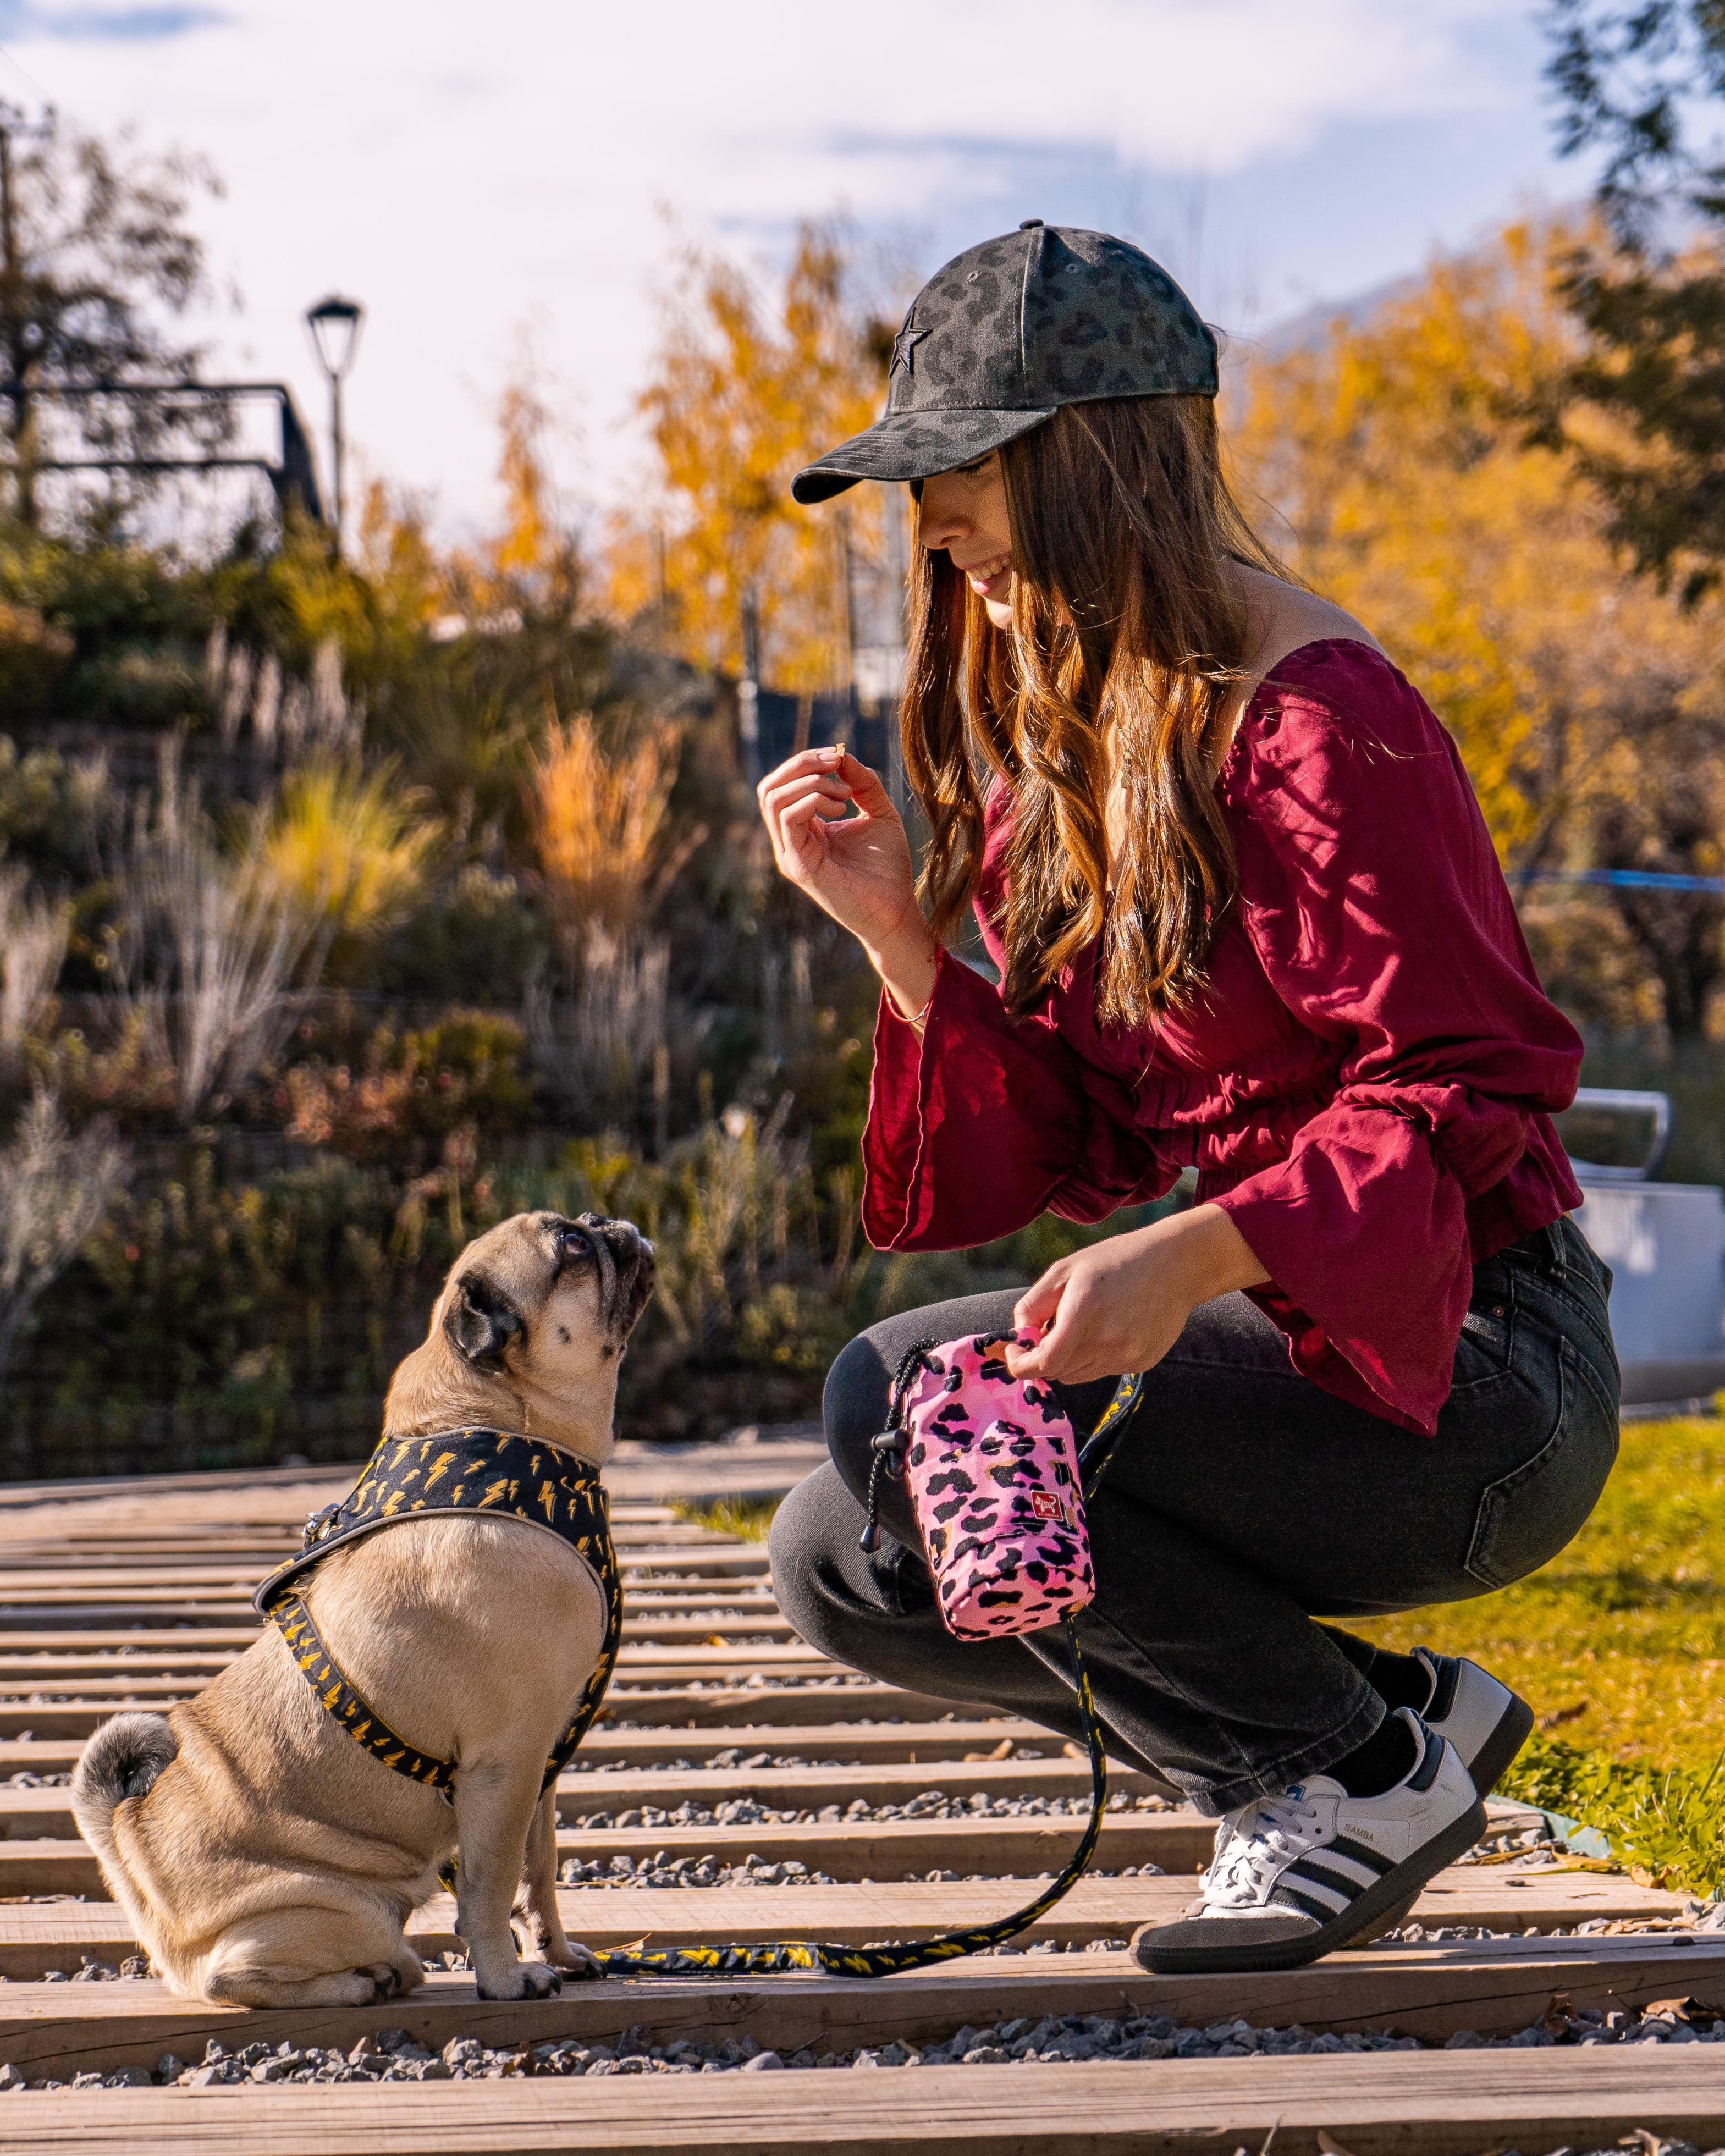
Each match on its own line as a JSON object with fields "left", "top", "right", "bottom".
{"left": 792, "top": 221, "right": 1218, "bottom": 502}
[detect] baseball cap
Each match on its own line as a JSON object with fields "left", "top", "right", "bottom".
{"left": 791, "top": 220, "right": 1219, "bottom": 505}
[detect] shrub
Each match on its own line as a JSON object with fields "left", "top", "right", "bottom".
{"left": 0, "top": 735, "right": 115, "bottom": 883}
{"left": 282, "top": 1012, "right": 534, "bottom": 1165}
{"left": 374, "top": 863, "right": 548, "bottom": 1003}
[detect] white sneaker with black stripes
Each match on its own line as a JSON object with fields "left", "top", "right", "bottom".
{"left": 1411, "top": 1646, "right": 1534, "bottom": 1796}
{"left": 1131, "top": 1708, "right": 1486, "bottom": 1975}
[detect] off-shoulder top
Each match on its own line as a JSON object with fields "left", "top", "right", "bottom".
{"left": 859, "top": 639, "right": 1584, "bottom": 1436}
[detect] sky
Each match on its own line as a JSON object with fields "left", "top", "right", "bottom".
{"left": 0, "top": 0, "right": 1590, "bottom": 540}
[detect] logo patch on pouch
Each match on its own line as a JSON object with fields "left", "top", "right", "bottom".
{"left": 1030, "top": 1491, "right": 1068, "bottom": 1525}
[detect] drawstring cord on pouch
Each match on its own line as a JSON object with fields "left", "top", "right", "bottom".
{"left": 858, "top": 1337, "right": 935, "bottom": 1556}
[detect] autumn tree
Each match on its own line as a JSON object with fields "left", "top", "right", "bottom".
{"left": 0, "top": 104, "right": 227, "bottom": 530}
{"left": 1539, "top": 2, "right": 1725, "bottom": 598}
{"left": 613, "top": 223, "right": 895, "bottom": 694}
{"left": 1236, "top": 218, "right": 1725, "bottom": 1035}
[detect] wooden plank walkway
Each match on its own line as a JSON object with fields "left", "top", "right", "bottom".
{"left": 0, "top": 1455, "right": 1717, "bottom": 2154}
{"left": 5, "top": 2051, "right": 1725, "bottom": 2156}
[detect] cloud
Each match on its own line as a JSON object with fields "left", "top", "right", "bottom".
{"left": 0, "top": 0, "right": 1559, "bottom": 532}
{"left": 0, "top": 3, "right": 226, "bottom": 38}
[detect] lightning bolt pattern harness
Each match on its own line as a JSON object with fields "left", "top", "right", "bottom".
{"left": 252, "top": 1381, "right": 1142, "bottom": 1982}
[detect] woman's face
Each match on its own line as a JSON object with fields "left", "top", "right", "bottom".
{"left": 917, "top": 451, "right": 1015, "bottom": 628}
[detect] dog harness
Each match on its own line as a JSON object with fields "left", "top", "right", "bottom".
{"left": 250, "top": 1382, "right": 1144, "bottom": 1982}
{"left": 253, "top": 1428, "right": 621, "bottom": 1801}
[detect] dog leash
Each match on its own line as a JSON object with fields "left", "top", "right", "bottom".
{"left": 580, "top": 1363, "right": 1144, "bottom": 1982}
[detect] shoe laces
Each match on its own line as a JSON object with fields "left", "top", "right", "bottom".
{"left": 1201, "top": 1786, "right": 1324, "bottom": 1908}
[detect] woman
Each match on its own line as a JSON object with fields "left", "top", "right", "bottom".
{"left": 759, "top": 222, "right": 1619, "bottom": 1975}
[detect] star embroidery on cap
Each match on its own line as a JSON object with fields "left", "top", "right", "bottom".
{"left": 890, "top": 321, "right": 928, "bottom": 377}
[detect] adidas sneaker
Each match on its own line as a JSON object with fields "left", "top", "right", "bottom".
{"left": 1410, "top": 1646, "right": 1534, "bottom": 1796}
{"left": 1130, "top": 1708, "right": 1486, "bottom": 1975}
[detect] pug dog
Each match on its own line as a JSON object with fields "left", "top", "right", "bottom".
{"left": 69, "top": 1210, "right": 653, "bottom": 2008}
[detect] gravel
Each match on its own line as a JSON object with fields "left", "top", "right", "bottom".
{"left": 17, "top": 2000, "right": 1725, "bottom": 2091}
{"left": 556, "top": 1853, "right": 1167, "bottom": 1890}
{"left": 566, "top": 1790, "right": 1163, "bottom": 1827}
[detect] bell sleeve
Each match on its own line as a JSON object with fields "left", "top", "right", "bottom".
{"left": 862, "top": 950, "right": 1174, "bottom": 1252}
{"left": 1208, "top": 647, "right": 1584, "bottom": 1435}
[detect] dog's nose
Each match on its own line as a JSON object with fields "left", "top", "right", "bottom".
{"left": 576, "top": 1213, "right": 653, "bottom": 1267}
{"left": 577, "top": 1211, "right": 627, "bottom": 1242}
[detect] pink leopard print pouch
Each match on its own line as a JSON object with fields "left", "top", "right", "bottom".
{"left": 900, "top": 1332, "right": 1093, "bottom": 1641}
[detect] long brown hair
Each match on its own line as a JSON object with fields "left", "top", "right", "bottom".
{"left": 901, "top": 395, "right": 1288, "bottom": 1025}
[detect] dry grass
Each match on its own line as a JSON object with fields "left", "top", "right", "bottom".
{"left": 525, "top": 713, "right": 696, "bottom": 968}
{"left": 0, "top": 869, "right": 68, "bottom": 1063}
{"left": 114, "top": 755, "right": 313, "bottom": 1119}
{"left": 0, "top": 1090, "right": 126, "bottom": 1386}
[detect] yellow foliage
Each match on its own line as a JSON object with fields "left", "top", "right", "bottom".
{"left": 1236, "top": 216, "right": 1725, "bottom": 872}
{"left": 257, "top": 760, "right": 440, "bottom": 945}
{"left": 449, "top": 371, "right": 581, "bottom": 621}
{"left": 614, "top": 222, "right": 891, "bottom": 693}
{"left": 525, "top": 714, "right": 687, "bottom": 961}
{"left": 491, "top": 383, "right": 556, "bottom": 584}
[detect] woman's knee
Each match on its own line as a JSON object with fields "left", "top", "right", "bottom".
{"left": 768, "top": 1466, "right": 871, "bottom": 1658}
{"left": 820, "top": 1287, "right": 1027, "bottom": 1496}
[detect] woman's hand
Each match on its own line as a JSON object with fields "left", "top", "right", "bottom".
{"left": 1004, "top": 1205, "right": 1270, "bottom": 1387}
{"left": 757, "top": 747, "right": 939, "bottom": 1017}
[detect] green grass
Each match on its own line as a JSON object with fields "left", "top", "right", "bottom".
{"left": 1360, "top": 1414, "right": 1725, "bottom": 1769}
{"left": 671, "top": 1495, "right": 781, "bottom": 1543}
{"left": 1359, "top": 1413, "right": 1725, "bottom": 1896}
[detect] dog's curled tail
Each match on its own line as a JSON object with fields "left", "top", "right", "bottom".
{"left": 71, "top": 1712, "right": 177, "bottom": 1865}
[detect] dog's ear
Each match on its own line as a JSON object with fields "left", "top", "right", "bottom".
{"left": 444, "top": 1272, "right": 525, "bottom": 1370}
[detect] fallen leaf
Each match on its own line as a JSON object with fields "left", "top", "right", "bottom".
{"left": 1542, "top": 1989, "right": 1575, "bottom": 2036}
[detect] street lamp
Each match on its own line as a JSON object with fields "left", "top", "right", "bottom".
{"left": 304, "top": 293, "right": 363, "bottom": 546}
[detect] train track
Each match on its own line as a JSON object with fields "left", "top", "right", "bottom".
{"left": 0, "top": 1455, "right": 1721, "bottom": 2152}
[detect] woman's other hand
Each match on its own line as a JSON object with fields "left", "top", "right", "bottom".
{"left": 757, "top": 747, "right": 939, "bottom": 1019}
{"left": 1005, "top": 1205, "right": 1270, "bottom": 1386}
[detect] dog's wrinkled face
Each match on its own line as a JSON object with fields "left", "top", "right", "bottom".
{"left": 440, "top": 1210, "right": 654, "bottom": 1397}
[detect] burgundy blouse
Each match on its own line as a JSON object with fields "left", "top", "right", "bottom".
{"left": 861, "top": 640, "right": 1584, "bottom": 1436}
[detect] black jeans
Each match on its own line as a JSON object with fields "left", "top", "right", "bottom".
{"left": 769, "top": 1215, "right": 1620, "bottom": 1815}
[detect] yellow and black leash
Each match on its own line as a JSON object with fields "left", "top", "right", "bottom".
{"left": 578, "top": 1604, "right": 1107, "bottom": 1979}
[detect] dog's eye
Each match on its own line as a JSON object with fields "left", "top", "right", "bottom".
{"left": 560, "top": 1227, "right": 592, "bottom": 1260}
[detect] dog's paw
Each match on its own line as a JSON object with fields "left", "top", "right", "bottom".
{"left": 476, "top": 1960, "right": 563, "bottom": 2000}
{"left": 550, "top": 1940, "right": 603, "bottom": 1981}
{"left": 355, "top": 1962, "right": 406, "bottom": 2003}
